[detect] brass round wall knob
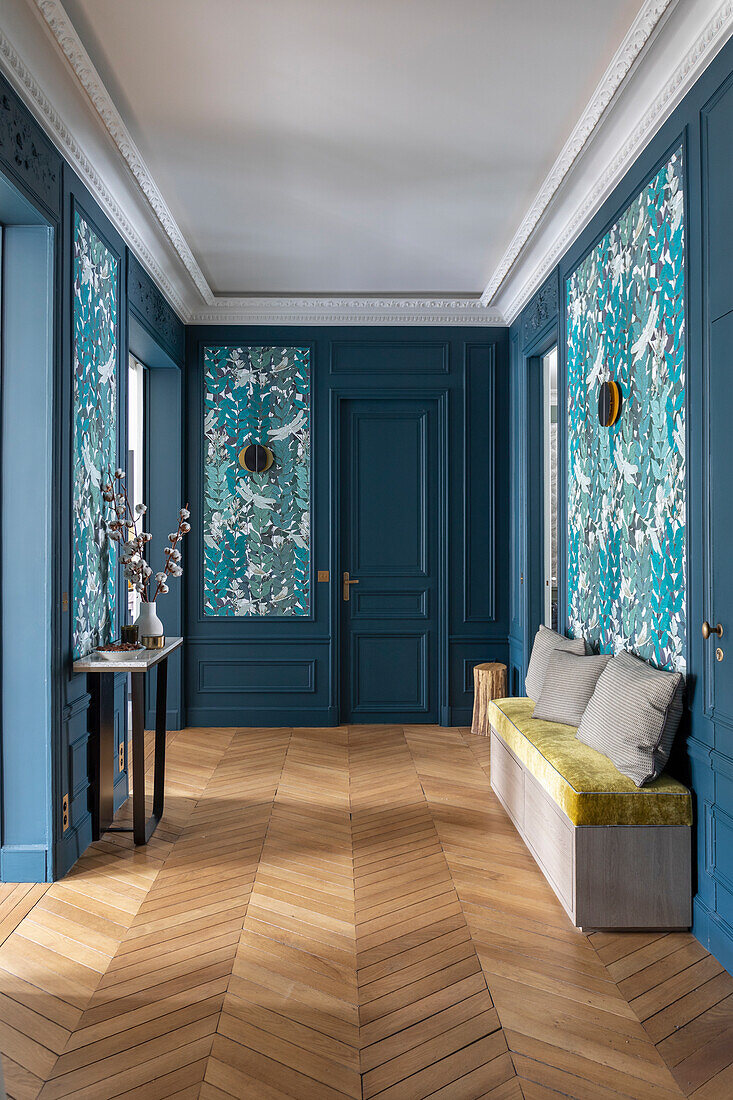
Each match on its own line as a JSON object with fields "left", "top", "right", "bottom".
{"left": 702, "top": 620, "right": 723, "bottom": 639}
{"left": 238, "top": 443, "right": 274, "bottom": 474}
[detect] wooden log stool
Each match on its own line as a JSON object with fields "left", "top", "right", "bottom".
{"left": 471, "top": 661, "right": 508, "bottom": 735}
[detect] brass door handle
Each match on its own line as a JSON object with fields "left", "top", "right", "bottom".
{"left": 343, "top": 572, "right": 359, "bottom": 601}
{"left": 702, "top": 621, "right": 723, "bottom": 639}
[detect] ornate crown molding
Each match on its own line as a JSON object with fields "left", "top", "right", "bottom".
{"left": 0, "top": 67, "right": 61, "bottom": 214}
{"left": 34, "top": 0, "right": 213, "bottom": 306}
{"left": 481, "top": 0, "right": 677, "bottom": 308}
{"left": 0, "top": 19, "right": 189, "bottom": 318}
{"left": 128, "top": 253, "right": 186, "bottom": 362}
{"left": 189, "top": 296, "right": 504, "bottom": 326}
{"left": 500, "top": 0, "right": 733, "bottom": 323}
{"left": 9, "top": 0, "right": 732, "bottom": 329}
{"left": 521, "top": 275, "right": 559, "bottom": 349}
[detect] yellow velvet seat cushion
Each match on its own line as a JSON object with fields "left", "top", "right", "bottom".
{"left": 488, "top": 698, "right": 691, "bottom": 827}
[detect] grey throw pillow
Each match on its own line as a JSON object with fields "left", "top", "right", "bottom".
{"left": 524, "top": 625, "right": 586, "bottom": 702}
{"left": 533, "top": 651, "right": 611, "bottom": 728}
{"left": 577, "top": 650, "right": 685, "bottom": 786}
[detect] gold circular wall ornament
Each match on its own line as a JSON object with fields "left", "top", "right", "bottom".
{"left": 238, "top": 443, "right": 274, "bottom": 474}
{"left": 598, "top": 380, "right": 621, "bottom": 427}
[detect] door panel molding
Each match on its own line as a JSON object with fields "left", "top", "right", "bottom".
{"left": 350, "top": 632, "right": 429, "bottom": 714}
{"left": 350, "top": 407, "right": 430, "bottom": 578}
{"left": 332, "top": 389, "right": 449, "bottom": 724}
{"left": 463, "top": 343, "right": 496, "bottom": 623}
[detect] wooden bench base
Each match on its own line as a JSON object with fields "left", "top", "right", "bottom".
{"left": 490, "top": 727, "right": 691, "bottom": 931}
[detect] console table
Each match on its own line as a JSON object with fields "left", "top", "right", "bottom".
{"left": 73, "top": 637, "right": 182, "bottom": 845}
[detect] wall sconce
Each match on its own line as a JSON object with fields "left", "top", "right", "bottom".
{"left": 238, "top": 443, "right": 274, "bottom": 473}
{"left": 598, "top": 380, "right": 622, "bottom": 427}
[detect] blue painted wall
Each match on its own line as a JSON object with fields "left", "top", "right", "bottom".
{"left": 1, "top": 226, "right": 54, "bottom": 881}
{"left": 0, "top": 70, "right": 184, "bottom": 881}
{"left": 185, "top": 327, "right": 510, "bottom": 727}
{"left": 509, "top": 38, "right": 733, "bottom": 974}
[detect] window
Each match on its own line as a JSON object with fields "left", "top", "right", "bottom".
{"left": 127, "top": 355, "right": 146, "bottom": 624}
{"left": 542, "top": 346, "right": 558, "bottom": 631}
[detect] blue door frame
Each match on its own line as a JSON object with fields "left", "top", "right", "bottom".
{"left": 335, "top": 393, "right": 446, "bottom": 723}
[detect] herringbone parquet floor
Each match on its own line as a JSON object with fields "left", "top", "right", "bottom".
{"left": 1, "top": 724, "right": 732, "bottom": 1099}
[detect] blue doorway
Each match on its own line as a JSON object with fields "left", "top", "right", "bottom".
{"left": 339, "top": 396, "right": 440, "bottom": 723}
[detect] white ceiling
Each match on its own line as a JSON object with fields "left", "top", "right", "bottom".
{"left": 58, "top": 0, "right": 645, "bottom": 297}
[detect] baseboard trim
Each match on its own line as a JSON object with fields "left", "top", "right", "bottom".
{"left": 1, "top": 844, "right": 48, "bottom": 882}
{"left": 54, "top": 815, "right": 93, "bottom": 880}
{"left": 694, "top": 895, "right": 733, "bottom": 978}
{"left": 145, "top": 707, "right": 180, "bottom": 732}
{"left": 186, "top": 706, "right": 338, "bottom": 728}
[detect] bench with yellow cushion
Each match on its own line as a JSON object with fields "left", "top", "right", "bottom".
{"left": 487, "top": 697, "right": 692, "bottom": 931}
{"left": 488, "top": 697, "right": 692, "bottom": 827}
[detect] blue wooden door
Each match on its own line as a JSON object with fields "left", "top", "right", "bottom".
{"left": 340, "top": 398, "right": 438, "bottom": 722}
{"left": 692, "top": 73, "right": 733, "bottom": 973}
{"left": 697, "top": 310, "right": 733, "bottom": 959}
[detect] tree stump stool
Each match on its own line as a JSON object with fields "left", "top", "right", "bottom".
{"left": 471, "top": 662, "right": 508, "bottom": 735}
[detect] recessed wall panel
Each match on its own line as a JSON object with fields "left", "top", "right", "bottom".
{"left": 566, "top": 147, "right": 686, "bottom": 673}
{"left": 202, "top": 346, "right": 311, "bottom": 616}
{"left": 72, "top": 209, "right": 119, "bottom": 659}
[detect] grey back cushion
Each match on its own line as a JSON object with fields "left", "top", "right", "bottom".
{"left": 533, "top": 651, "right": 611, "bottom": 728}
{"left": 577, "top": 650, "right": 685, "bottom": 786}
{"left": 524, "top": 625, "right": 586, "bottom": 702}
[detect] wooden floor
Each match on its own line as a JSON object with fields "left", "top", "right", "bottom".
{"left": 1, "top": 724, "right": 732, "bottom": 1100}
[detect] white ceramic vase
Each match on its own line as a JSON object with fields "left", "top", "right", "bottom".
{"left": 134, "top": 599, "right": 164, "bottom": 648}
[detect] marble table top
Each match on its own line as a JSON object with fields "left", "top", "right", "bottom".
{"left": 73, "top": 636, "right": 183, "bottom": 674}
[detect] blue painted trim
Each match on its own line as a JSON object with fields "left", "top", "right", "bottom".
{"left": 197, "top": 658, "right": 317, "bottom": 695}
{"left": 127, "top": 252, "right": 185, "bottom": 365}
{"left": 144, "top": 708, "right": 181, "bottom": 731}
{"left": 187, "top": 706, "right": 337, "bottom": 727}
{"left": 462, "top": 344, "right": 496, "bottom": 623}
{"left": 0, "top": 71, "right": 62, "bottom": 219}
{"left": 329, "top": 340, "right": 450, "bottom": 375}
{"left": 1, "top": 845, "right": 48, "bottom": 883}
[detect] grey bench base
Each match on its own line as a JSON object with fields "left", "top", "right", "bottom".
{"left": 490, "top": 727, "right": 691, "bottom": 932}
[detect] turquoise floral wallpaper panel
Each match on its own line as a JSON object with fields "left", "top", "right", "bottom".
{"left": 566, "top": 148, "right": 686, "bottom": 673}
{"left": 72, "top": 210, "right": 119, "bottom": 659}
{"left": 203, "top": 346, "right": 310, "bottom": 616}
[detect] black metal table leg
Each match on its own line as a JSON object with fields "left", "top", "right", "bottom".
{"left": 89, "top": 670, "right": 115, "bottom": 840}
{"left": 152, "top": 656, "right": 168, "bottom": 825}
{"left": 131, "top": 670, "right": 146, "bottom": 845}
{"left": 128, "top": 657, "right": 168, "bottom": 844}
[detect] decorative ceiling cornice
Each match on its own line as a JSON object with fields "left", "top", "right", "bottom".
{"left": 0, "top": 18, "right": 189, "bottom": 318}
{"left": 26, "top": 0, "right": 503, "bottom": 326}
{"left": 189, "top": 297, "right": 504, "bottom": 326}
{"left": 34, "top": 0, "right": 214, "bottom": 306}
{"left": 481, "top": 0, "right": 678, "bottom": 308}
{"left": 7, "top": 0, "right": 732, "bottom": 328}
{"left": 498, "top": 0, "right": 733, "bottom": 322}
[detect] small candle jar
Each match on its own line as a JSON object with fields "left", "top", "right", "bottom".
{"left": 121, "top": 624, "right": 139, "bottom": 645}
